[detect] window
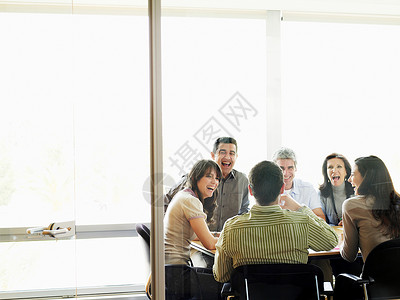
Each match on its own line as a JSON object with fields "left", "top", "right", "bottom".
{"left": 281, "top": 20, "right": 400, "bottom": 188}
{"left": 0, "top": 11, "right": 150, "bottom": 297}
{"left": 162, "top": 16, "right": 268, "bottom": 182}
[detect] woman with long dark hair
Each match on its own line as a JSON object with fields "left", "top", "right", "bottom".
{"left": 341, "top": 155, "right": 400, "bottom": 262}
{"left": 319, "top": 153, "right": 354, "bottom": 225}
{"left": 165, "top": 159, "right": 221, "bottom": 264}
{"left": 164, "top": 159, "right": 223, "bottom": 299}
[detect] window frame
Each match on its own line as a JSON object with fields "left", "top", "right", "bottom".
{"left": 2, "top": 1, "right": 400, "bottom": 298}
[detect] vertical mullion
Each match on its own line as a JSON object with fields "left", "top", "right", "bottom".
{"left": 149, "top": 0, "right": 165, "bottom": 299}
{"left": 266, "top": 10, "right": 282, "bottom": 158}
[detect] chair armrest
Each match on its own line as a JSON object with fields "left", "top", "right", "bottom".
{"left": 334, "top": 273, "right": 375, "bottom": 300}
{"left": 221, "top": 282, "right": 234, "bottom": 299}
{"left": 336, "top": 273, "right": 375, "bottom": 285}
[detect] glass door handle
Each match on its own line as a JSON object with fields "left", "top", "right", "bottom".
{"left": 27, "top": 222, "right": 73, "bottom": 238}
{"left": 26, "top": 226, "right": 48, "bottom": 234}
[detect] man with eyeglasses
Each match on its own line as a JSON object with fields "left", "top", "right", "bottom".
{"left": 164, "top": 137, "right": 249, "bottom": 232}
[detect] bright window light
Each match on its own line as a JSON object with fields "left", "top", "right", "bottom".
{"left": 282, "top": 21, "right": 400, "bottom": 189}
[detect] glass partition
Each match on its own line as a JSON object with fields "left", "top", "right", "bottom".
{"left": 0, "top": 8, "right": 150, "bottom": 299}
{"left": 0, "top": 11, "right": 76, "bottom": 298}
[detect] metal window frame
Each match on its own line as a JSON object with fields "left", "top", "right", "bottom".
{"left": 0, "top": 223, "right": 149, "bottom": 242}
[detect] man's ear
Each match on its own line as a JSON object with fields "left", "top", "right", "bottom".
{"left": 211, "top": 151, "right": 215, "bottom": 160}
{"left": 280, "top": 184, "right": 285, "bottom": 194}
{"left": 248, "top": 184, "right": 254, "bottom": 196}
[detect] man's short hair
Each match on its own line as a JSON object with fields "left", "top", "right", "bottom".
{"left": 248, "top": 161, "right": 284, "bottom": 206}
{"left": 272, "top": 147, "right": 297, "bottom": 167}
{"left": 212, "top": 137, "right": 238, "bottom": 153}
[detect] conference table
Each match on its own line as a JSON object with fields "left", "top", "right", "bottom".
{"left": 190, "top": 226, "right": 344, "bottom": 260}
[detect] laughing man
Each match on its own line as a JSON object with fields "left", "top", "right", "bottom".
{"left": 164, "top": 137, "right": 249, "bottom": 231}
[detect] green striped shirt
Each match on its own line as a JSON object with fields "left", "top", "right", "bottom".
{"left": 213, "top": 204, "right": 338, "bottom": 283}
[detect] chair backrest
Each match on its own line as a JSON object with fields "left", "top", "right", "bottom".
{"left": 136, "top": 224, "right": 151, "bottom": 299}
{"left": 230, "top": 264, "right": 324, "bottom": 300}
{"left": 137, "top": 224, "right": 219, "bottom": 300}
{"left": 165, "top": 264, "right": 219, "bottom": 300}
{"left": 136, "top": 223, "right": 150, "bottom": 246}
{"left": 361, "top": 238, "right": 400, "bottom": 299}
{"left": 136, "top": 223, "right": 150, "bottom": 261}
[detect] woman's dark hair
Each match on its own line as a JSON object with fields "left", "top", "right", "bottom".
{"left": 186, "top": 159, "right": 222, "bottom": 223}
{"left": 319, "top": 153, "right": 353, "bottom": 199}
{"left": 355, "top": 155, "right": 400, "bottom": 238}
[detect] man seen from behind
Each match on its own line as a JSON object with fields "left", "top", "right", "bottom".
{"left": 213, "top": 160, "right": 338, "bottom": 283}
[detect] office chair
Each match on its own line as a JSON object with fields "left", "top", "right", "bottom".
{"left": 334, "top": 238, "right": 400, "bottom": 300}
{"left": 136, "top": 223, "right": 218, "bottom": 300}
{"left": 221, "top": 263, "right": 328, "bottom": 300}
{"left": 165, "top": 264, "right": 222, "bottom": 300}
